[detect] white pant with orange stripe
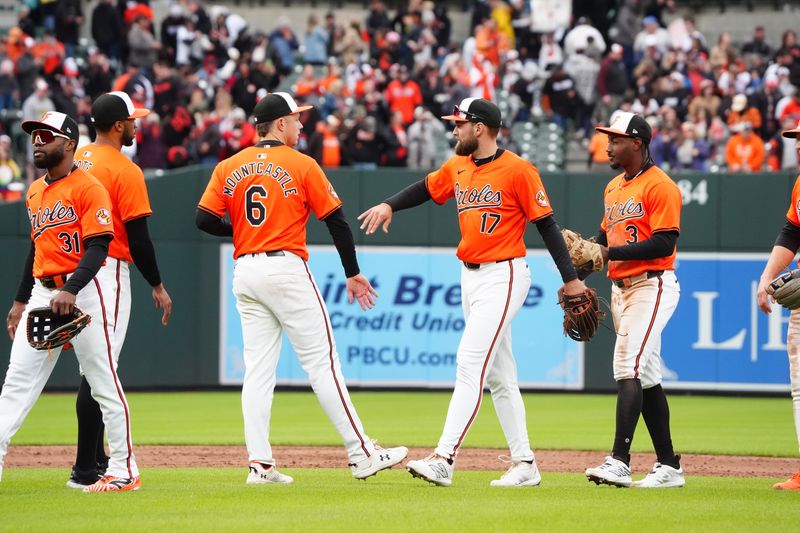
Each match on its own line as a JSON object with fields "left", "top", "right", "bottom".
{"left": 784, "top": 310, "right": 800, "bottom": 453}
{"left": 610, "top": 270, "right": 680, "bottom": 388}
{"left": 0, "top": 267, "right": 138, "bottom": 480}
{"left": 233, "top": 251, "right": 376, "bottom": 464}
{"left": 103, "top": 258, "right": 132, "bottom": 363}
{"left": 435, "top": 257, "right": 534, "bottom": 462}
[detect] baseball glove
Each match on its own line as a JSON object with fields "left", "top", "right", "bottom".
{"left": 767, "top": 269, "right": 800, "bottom": 309}
{"left": 26, "top": 306, "right": 91, "bottom": 351}
{"left": 561, "top": 228, "right": 604, "bottom": 272}
{"left": 559, "top": 288, "right": 605, "bottom": 342}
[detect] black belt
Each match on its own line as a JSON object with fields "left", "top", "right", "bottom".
{"left": 39, "top": 274, "right": 68, "bottom": 289}
{"left": 612, "top": 270, "right": 664, "bottom": 288}
{"left": 249, "top": 251, "right": 285, "bottom": 257}
{"left": 462, "top": 258, "right": 513, "bottom": 271}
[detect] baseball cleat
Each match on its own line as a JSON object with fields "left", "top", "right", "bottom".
{"left": 773, "top": 472, "right": 800, "bottom": 490}
{"left": 83, "top": 475, "right": 141, "bottom": 492}
{"left": 246, "top": 461, "right": 293, "bottom": 484}
{"left": 490, "top": 458, "right": 542, "bottom": 487}
{"left": 350, "top": 444, "right": 409, "bottom": 479}
{"left": 66, "top": 465, "right": 103, "bottom": 489}
{"left": 406, "top": 453, "right": 454, "bottom": 487}
{"left": 585, "top": 456, "right": 632, "bottom": 488}
{"left": 632, "top": 462, "right": 685, "bottom": 488}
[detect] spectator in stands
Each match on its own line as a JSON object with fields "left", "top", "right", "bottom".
{"left": 726, "top": 121, "right": 765, "bottom": 172}
{"left": 496, "top": 124, "right": 519, "bottom": 155}
{"left": 54, "top": 0, "right": 83, "bottom": 59}
{"left": 346, "top": 115, "right": 384, "bottom": 169}
{"left": 161, "top": 5, "right": 186, "bottom": 64}
{"left": 587, "top": 122, "right": 610, "bottom": 168}
{"left": 742, "top": 25, "right": 772, "bottom": 61}
{"left": 778, "top": 88, "right": 800, "bottom": 126}
{"left": 385, "top": 64, "right": 422, "bottom": 126}
{"left": 336, "top": 19, "right": 367, "bottom": 66}
{"left": 137, "top": 112, "right": 168, "bottom": 170}
{"left": 366, "top": 1, "right": 392, "bottom": 40}
{"left": 308, "top": 115, "right": 343, "bottom": 168}
{"left": 709, "top": 32, "right": 734, "bottom": 78}
{"left": 128, "top": 16, "right": 161, "bottom": 75}
{"left": 304, "top": 14, "right": 330, "bottom": 66}
{"left": 539, "top": 32, "right": 563, "bottom": 72}
{"left": 634, "top": 16, "right": 670, "bottom": 57}
{"left": 542, "top": 64, "right": 579, "bottom": 131}
{"left": 0, "top": 135, "right": 23, "bottom": 203}
{"left": 33, "top": 31, "right": 65, "bottom": 78}
{"left": 650, "top": 123, "right": 679, "bottom": 170}
{"left": 564, "top": 17, "right": 606, "bottom": 59}
{"left": 595, "top": 43, "right": 628, "bottom": 123}
{"left": 270, "top": 17, "right": 300, "bottom": 76}
{"left": 564, "top": 48, "right": 600, "bottom": 139}
{"left": 676, "top": 121, "right": 711, "bottom": 170}
{"left": 688, "top": 78, "right": 721, "bottom": 124}
{"left": 383, "top": 110, "right": 408, "bottom": 166}
{"left": 407, "top": 106, "right": 445, "bottom": 169}
{"left": 84, "top": 49, "right": 113, "bottom": 100}
{"left": 0, "top": 59, "right": 19, "bottom": 111}
{"left": 727, "top": 93, "right": 763, "bottom": 134}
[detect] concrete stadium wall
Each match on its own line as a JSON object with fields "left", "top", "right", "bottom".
{"left": 0, "top": 165, "right": 794, "bottom": 392}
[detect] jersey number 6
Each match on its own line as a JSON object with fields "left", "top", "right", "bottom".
{"left": 245, "top": 185, "right": 268, "bottom": 226}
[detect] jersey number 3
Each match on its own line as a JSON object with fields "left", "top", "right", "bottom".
{"left": 624, "top": 224, "right": 639, "bottom": 244}
{"left": 245, "top": 185, "right": 268, "bottom": 226}
{"left": 480, "top": 213, "right": 501, "bottom": 234}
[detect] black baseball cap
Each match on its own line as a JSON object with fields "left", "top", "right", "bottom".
{"left": 21, "top": 111, "right": 80, "bottom": 142}
{"left": 91, "top": 91, "right": 150, "bottom": 124}
{"left": 595, "top": 112, "right": 652, "bottom": 144}
{"left": 252, "top": 92, "right": 313, "bottom": 124}
{"left": 442, "top": 97, "right": 503, "bottom": 128}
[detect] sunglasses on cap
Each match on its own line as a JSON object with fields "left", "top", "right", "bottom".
{"left": 452, "top": 105, "right": 482, "bottom": 123}
{"left": 31, "top": 129, "right": 71, "bottom": 145}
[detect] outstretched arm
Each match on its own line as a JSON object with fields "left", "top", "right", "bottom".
{"left": 757, "top": 221, "right": 800, "bottom": 313}
{"left": 358, "top": 179, "right": 431, "bottom": 235}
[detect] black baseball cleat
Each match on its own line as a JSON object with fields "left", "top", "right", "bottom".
{"left": 65, "top": 465, "right": 102, "bottom": 489}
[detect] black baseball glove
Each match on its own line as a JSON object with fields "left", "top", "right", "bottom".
{"left": 559, "top": 288, "right": 605, "bottom": 342}
{"left": 26, "top": 306, "right": 91, "bottom": 350}
{"left": 767, "top": 269, "right": 800, "bottom": 309}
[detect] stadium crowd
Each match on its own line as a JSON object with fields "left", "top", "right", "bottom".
{"left": 0, "top": 0, "right": 800, "bottom": 202}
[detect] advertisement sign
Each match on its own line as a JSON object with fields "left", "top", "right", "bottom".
{"left": 219, "top": 246, "right": 583, "bottom": 389}
{"left": 661, "top": 253, "right": 790, "bottom": 392}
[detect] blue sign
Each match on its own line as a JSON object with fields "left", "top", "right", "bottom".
{"left": 662, "top": 253, "right": 791, "bottom": 392}
{"left": 219, "top": 245, "right": 583, "bottom": 389}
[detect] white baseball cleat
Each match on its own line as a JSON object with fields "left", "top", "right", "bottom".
{"left": 350, "top": 444, "right": 409, "bottom": 479}
{"left": 246, "top": 461, "right": 294, "bottom": 484}
{"left": 632, "top": 463, "right": 685, "bottom": 488}
{"left": 490, "top": 458, "right": 542, "bottom": 487}
{"left": 585, "top": 456, "right": 633, "bottom": 488}
{"left": 406, "top": 453, "right": 454, "bottom": 487}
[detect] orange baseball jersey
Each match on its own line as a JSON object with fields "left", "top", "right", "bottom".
{"left": 785, "top": 175, "right": 800, "bottom": 227}
{"left": 74, "top": 144, "right": 152, "bottom": 262}
{"left": 198, "top": 144, "right": 341, "bottom": 260}
{"left": 425, "top": 150, "right": 553, "bottom": 263}
{"left": 26, "top": 166, "right": 115, "bottom": 278}
{"left": 601, "top": 165, "right": 682, "bottom": 279}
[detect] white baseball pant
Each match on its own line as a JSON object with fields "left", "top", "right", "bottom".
{"left": 785, "top": 310, "right": 800, "bottom": 453}
{"left": 104, "top": 258, "right": 132, "bottom": 363}
{"left": 435, "top": 257, "right": 534, "bottom": 462}
{"left": 0, "top": 267, "right": 138, "bottom": 480}
{"left": 610, "top": 270, "right": 680, "bottom": 388}
{"left": 233, "top": 251, "right": 376, "bottom": 464}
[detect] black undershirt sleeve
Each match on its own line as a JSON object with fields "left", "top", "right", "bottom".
{"left": 126, "top": 217, "right": 162, "bottom": 287}
{"left": 608, "top": 230, "right": 678, "bottom": 261}
{"left": 61, "top": 235, "right": 112, "bottom": 295}
{"left": 775, "top": 220, "right": 800, "bottom": 253}
{"left": 384, "top": 179, "right": 432, "bottom": 212}
{"left": 323, "top": 207, "right": 360, "bottom": 278}
{"left": 535, "top": 215, "right": 578, "bottom": 282}
{"left": 14, "top": 241, "right": 35, "bottom": 303}
{"left": 195, "top": 208, "right": 234, "bottom": 236}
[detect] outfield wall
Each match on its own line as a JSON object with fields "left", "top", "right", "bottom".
{"left": 0, "top": 165, "right": 795, "bottom": 392}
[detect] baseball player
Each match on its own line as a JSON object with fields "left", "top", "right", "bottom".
{"left": 1, "top": 111, "right": 140, "bottom": 492}
{"left": 358, "top": 97, "right": 587, "bottom": 487}
{"left": 196, "top": 92, "right": 407, "bottom": 484}
{"left": 577, "top": 112, "right": 684, "bottom": 488}
{"left": 64, "top": 92, "right": 172, "bottom": 489}
{"left": 756, "top": 122, "right": 800, "bottom": 491}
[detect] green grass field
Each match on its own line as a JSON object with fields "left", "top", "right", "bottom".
{"left": 2, "top": 391, "right": 799, "bottom": 532}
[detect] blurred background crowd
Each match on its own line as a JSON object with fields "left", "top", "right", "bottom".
{"left": 0, "top": 0, "right": 799, "bottom": 202}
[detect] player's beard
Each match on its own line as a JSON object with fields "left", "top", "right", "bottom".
{"left": 33, "top": 146, "right": 65, "bottom": 169}
{"left": 455, "top": 136, "right": 478, "bottom": 156}
{"left": 122, "top": 124, "right": 135, "bottom": 147}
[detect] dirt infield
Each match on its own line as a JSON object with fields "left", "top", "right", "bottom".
{"left": 5, "top": 446, "right": 797, "bottom": 478}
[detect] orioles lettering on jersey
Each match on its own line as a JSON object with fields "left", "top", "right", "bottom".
{"left": 198, "top": 144, "right": 341, "bottom": 260}
{"left": 26, "top": 166, "right": 114, "bottom": 278}
{"left": 790, "top": 177, "right": 800, "bottom": 227}
{"left": 220, "top": 161, "right": 298, "bottom": 198}
{"left": 601, "top": 165, "right": 681, "bottom": 280}
{"left": 425, "top": 150, "right": 553, "bottom": 264}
